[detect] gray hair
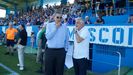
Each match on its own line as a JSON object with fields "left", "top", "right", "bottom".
{"left": 75, "top": 17, "right": 84, "bottom": 25}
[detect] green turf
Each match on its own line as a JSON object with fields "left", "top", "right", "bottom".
{"left": 0, "top": 45, "right": 94, "bottom": 75}
{"left": 1, "top": 45, "right": 133, "bottom": 75}
{"left": 0, "top": 66, "right": 10, "bottom": 75}
{"left": 127, "top": 70, "right": 133, "bottom": 75}
{"left": 104, "top": 67, "right": 132, "bottom": 75}
{"left": 0, "top": 45, "right": 42, "bottom": 75}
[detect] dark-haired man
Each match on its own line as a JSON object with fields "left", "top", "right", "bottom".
{"left": 17, "top": 24, "right": 27, "bottom": 70}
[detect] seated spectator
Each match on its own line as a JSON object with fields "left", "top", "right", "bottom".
{"left": 85, "top": 16, "right": 91, "bottom": 25}
{"left": 95, "top": 16, "right": 105, "bottom": 24}
{"left": 128, "top": 15, "right": 133, "bottom": 23}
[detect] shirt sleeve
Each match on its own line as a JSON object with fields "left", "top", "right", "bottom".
{"left": 15, "top": 29, "right": 18, "bottom": 33}
{"left": 65, "top": 28, "right": 69, "bottom": 51}
{"left": 80, "top": 28, "right": 89, "bottom": 39}
{"left": 38, "top": 29, "right": 45, "bottom": 39}
{"left": 46, "top": 23, "right": 57, "bottom": 40}
{"left": 38, "top": 31, "right": 42, "bottom": 40}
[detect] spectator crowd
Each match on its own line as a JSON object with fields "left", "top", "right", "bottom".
{"left": 0, "top": 0, "right": 131, "bottom": 27}
{"left": 0, "top": 0, "right": 133, "bottom": 75}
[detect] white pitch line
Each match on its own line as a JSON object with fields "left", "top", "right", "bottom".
{"left": 0, "top": 63, "right": 19, "bottom": 75}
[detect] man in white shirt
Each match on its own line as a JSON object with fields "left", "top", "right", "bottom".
{"left": 73, "top": 17, "right": 90, "bottom": 75}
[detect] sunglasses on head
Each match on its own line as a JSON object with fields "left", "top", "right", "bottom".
{"left": 56, "top": 16, "right": 62, "bottom": 19}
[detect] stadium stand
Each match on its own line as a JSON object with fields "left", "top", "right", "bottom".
{"left": 0, "top": 0, "right": 133, "bottom": 75}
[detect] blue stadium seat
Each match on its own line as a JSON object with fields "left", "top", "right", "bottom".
{"left": 83, "top": 15, "right": 129, "bottom": 25}
{"left": 103, "top": 15, "right": 128, "bottom": 24}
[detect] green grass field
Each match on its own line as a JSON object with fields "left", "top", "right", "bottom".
{"left": 0, "top": 66, "right": 10, "bottom": 75}
{"left": 0, "top": 45, "right": 133, "bottom": 75}
{"left": 0, "top": 45, "right": 94, "bottom": 75}
{"left": 0, "top": 45, "right": 42, "bottom": 75}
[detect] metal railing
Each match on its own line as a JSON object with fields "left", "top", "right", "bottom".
{"left": 88, "top": 48, "right": 122, "bottom": 75}
{"left": 68, "top": 42, "right": 123, "bottom": 75}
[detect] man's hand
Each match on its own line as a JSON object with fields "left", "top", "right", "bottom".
{"left": 74, "top": 27, "right": 78, "bottom": 34}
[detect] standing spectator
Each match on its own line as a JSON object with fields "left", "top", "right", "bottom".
{"left": 95, "top": 1, "right": 101, "bottom": 17}
{"left": 17, "top": 24, "right": 27, "bottom": 70}
{"left": 91, "top": 0, "right": 96, "bottom": 16}
{"left": 39, "top": 25, "right": 47, "bottom": 72}
{"left": 36, "top": 25, "right": 47, "bottom": 73}
{"left": 36, "top": 26, "right": 42, "bottom": 62}
{"left": 115, "top": 0, "right": 126, "bottom": 15}
{"left": 36, "top": 26, "right": 42, "bottom": 57}
{"left": 73, "top": 17, "right": 90, "bottom": 75}
{"left": 45, "top": 12, "right": 69, "bottom": 75}
{"left": 105, "top": 0, "right": 113, "bottom": 16}
{"left": 5, "top": 22, "right": 18, "bottom": 55}
{"left": 99, "top": 0, "right": 105, "bottom": 16}
{"left": 84, "top": 1, "right": 90, "bottom": 13}
{"left": 31, "top": 31, "right": 35, "bottom": 48}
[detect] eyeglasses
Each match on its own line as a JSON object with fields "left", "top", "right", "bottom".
{"left": 56, "top": 16, "right": 62, "bottom": 19}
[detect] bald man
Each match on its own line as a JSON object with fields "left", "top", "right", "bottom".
{"left": 5, "top": 22, "right": 18, "bottom": 56}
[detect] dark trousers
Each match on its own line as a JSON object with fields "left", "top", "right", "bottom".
{"left": 73, "top": 58, "right": 88, "bottom": 75}
{"left": 45, "top": 48, "right": 66, "bottom": 75}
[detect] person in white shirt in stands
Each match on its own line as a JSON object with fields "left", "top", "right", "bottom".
{"left": 73, "top": 17, "right": 90, "bottom": 75}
